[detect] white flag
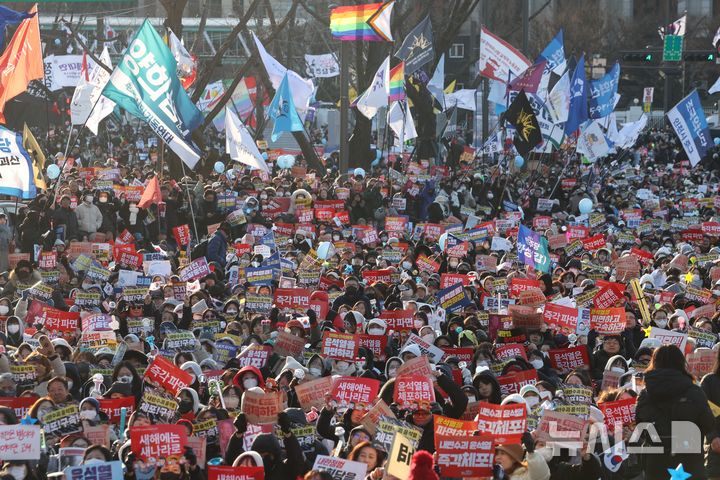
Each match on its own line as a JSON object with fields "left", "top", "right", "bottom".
{"left": 659, "top": 14, "right": 686, "bottom": 38}
{"left": 547, "top": 71, "right": 570, "bottom": 124}
{"left": 253, "top": 33, "right": 314, "bottom": 118}
{"left": 617, "top": 114, "right": 648, "bottom": 149}
{"left": 577, "top": 120, "right": 610, "bottom": 162}
{"left": 85, "top": 47, "right": 116, "bottom": 135}
{"left": 427, "top": 54, "right": 445, "bottom": 106}
{"left": 710, "top": 75, "right": 720, "bottom": 95}
{"left": 356, "top": 56, "right": 390, "bottom": 120}
{"left": 387, "top": 101, "right": 416, "bottom": 148}
{"left": 225, "top": 107, "right": 269, "bottom": 173}
{"left": 304, "top": 53, "right": 339, "bottom": 78}
{"left": 445, "top": 89, "right": 477, "bottom": 111}
{"left": 70, "top": 54, "right": 94, "bottom": 125}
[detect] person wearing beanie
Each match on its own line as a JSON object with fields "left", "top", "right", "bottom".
{"left": 408, "top": 450, "right": 438, "bottom": 480}
{"left": 495, "top": 432, "right": 550, "bottom": 479}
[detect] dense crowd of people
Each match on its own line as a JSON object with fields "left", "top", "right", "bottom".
{"left": 0, "top": 121, "right": 718, "bottom": 480}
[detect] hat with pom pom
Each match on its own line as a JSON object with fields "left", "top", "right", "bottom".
{"left": 409, "top": 450, "right": 438, "bottom": 480}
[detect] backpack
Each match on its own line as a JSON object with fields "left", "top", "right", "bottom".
{"left": 191, "top": 238, "right": 209, "bottom": 260}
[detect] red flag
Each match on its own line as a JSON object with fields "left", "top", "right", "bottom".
{"left": 138, "top": 176, "right": 162, "bottom": 209}
{"left": 0, "top": 5, "right": 43, "bottom": 123}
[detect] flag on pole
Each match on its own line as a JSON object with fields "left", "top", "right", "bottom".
{"left": 588, "top": 62, "right": 620, "bottom": 119}
{"left": 0, "top": 5, "right": 43, "bottom": 124}
{"left": 102, "top": 20, "right": 203, "bottom": 169}
{"left": 713, "top": 25, "right": 720, "bottom": 51}
{"left": 138, "top": 176, "right": 161, "bottom": 209}
{"left": 225, "top": 106, "right": 270, "bottom": 173}
{"left": 427, "top": 54, "right": 445, "bottom": 106}
{"left": 23, "top": 123, "right": 45, "bottom": 190}
{"left": 394, "top": 15, "right": 434, "bottom": 74}
{"left": 85, "top": 47, "right": 116, "bottom": 135}
{"left": 388, "top": 62, "right": 405, "bottom": 101}
{"left": 0, "top": 6, "right": 33, "bottom": 51}
{"left": 710, "top": 75, "right": 720, "bottom": 94}
{"left": 667, "top": 90, "right": 711, "bottom": 167}
{"left": 504, "top": 90, "right": 542, "bottom": 157}
{"left": 508, "top": 59, "right": 547, "bottom": 94}
{"left": 659, "top": 14, "right": 686, "bottom": 39}
{"left": 478, "top": 26, "right": 530, "bottom": 83}
{"left": 0, "top": 126, "right": 36, "bottom": 198}
{"left": 70, "top": 52, "right": 94, "bottom": 125}
{"left": 577, "top": 120, "right": 611, "bottom": 162}
{"left": 564, "top": 54, "right": 588, "bottom": 136}
{"left": 330, "top": 1, "right": 394, "bottom": 41}
{"left": 518, "top": 225, "right": 551, "bottom": 273}
{"left": 268, "top": 73, "right": 304, "bottom": 141}
{"left": 168, "top": 29, "right": 196, "bottom": 90}
{"left": 387, "top": 100, "right": 417, "bottom": 147}
{"left": 356, "top": 56, "right": 390, "bottom": 120}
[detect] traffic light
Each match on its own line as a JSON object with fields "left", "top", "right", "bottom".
{"left": 683, "top": 51, "right": 716, "bottom": 61}
{"left": 623, "top": 52, "right": 655, "bottom": 62}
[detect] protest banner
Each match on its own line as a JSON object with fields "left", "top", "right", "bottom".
{"left": 274, "top": 288, "right": 311, "bottom": 310}
{"left": 144, "top": 355, "right": 193, "bottom": 395}
{"left": 43, "top": 307, "right": 80, "bottom": 332}
{"left": 321, "top": 332, "right": 359, "bottom": 360}
{"left": 437, "top": 282, "right": 471, "bottom": 312}
{"left": 295, "top": 376, "right": 334, "bottom": 411}
{"left": 130, "top": 424, "right": 188, "bottom": 462}
{"left": 273, "top": 330, "right": 306, "bottom": 357}
{"left": 0, "top": 425, "right": 41, "bottom": 460}
{"left": 312, "top": 456, "right": 368, "bottom": 480}
{"left": 386, "top": 432, "right": 415, "bottom": 479}
{"left": 688, "top": 348, "right": 716, "bottom": 378}
{"left": 237, "top": 344, "right": 272, "bottom": 369}
{"left": 207, "top": 466, "right": 264, "bottom": 480}
{"left": 497, "top": 369, "right": 538, "bottom": 396}
{"left": 476, "top": 402, "right": 527, "bottom": 444}
{"left": 81, "top": 313, "right": 111, "bottom": 332}
{"left": 436, "top": 435, "right": 495, "bottom": 477}
{"left": 548, "top": 345, "right": 590, "bottom": 373}
{"left": 393, "top": 375, "right": 435, "bottom": 410}
{"left": 433, "top": 415, "right": 479, "bottom": 447}
{"left": 395, "top": 355, "right": 434, "bottom": 378}
{"left": 0, "top": 397, "right": 37, "bottom": 420}
{"left": 441, "top": 347, "right": 474, "bottom": 364}
{"left": 357, "top": 334, "right": 388, "bottom": 362}
{"left": 372, "top": 416, "right": 423, "bottom": 452}
{"left": 402, "top": 333, "right": 445, "bottom": 363}
{"left": 495, "top": 343, "right": 527, "bottom": 362}
{"left": 41, "top": 405, "right": 82, "bottom": 437}
{"left": 331, "top": 377, "right": 380, "bottom": 408}
{"left": 649, "top": 327, "right": 688, "bottom": 351}
{"left": 593, "top": 285, "right": 623, "bottom": 309}
{"left": 590, "top": 308, "right": 627, "bottom": 334}
{"left": 379, "top": 309, "right": 414, "bottom": 331}
{"left": 163, "top": 331, "right": 196, "bottom": 352}
{"left": 536, "top": 410, "right": 587, "bottom": 445}
{"left": 509, "top": 277, "right": 543, "bottom": 297}
{"left": 440, "top": 273, "right": 469, "bottom": 289}
{"left": 179, "top": 257, "right": 211, "bottom": 282}
{"left": 509, "top": 304, "right": 543, "bottom": 328}
{"left": 241, "top": 389, "right": 282, "bottom": 424}
{"left": 599, "top": 397, "right": 637, "bottom": 431}
{"left": 64, "top": 460, "right": 123, "bottom": 479}
{"left": 99, "top": 396, "right": 135, "bottom": 424}
{"left": 542, "top": 302, "right": 578, "bottom": 332}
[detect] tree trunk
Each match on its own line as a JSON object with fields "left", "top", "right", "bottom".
{"left": 159, "top": 0, "right": 188, "bottom": 37}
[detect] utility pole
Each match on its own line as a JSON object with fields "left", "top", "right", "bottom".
{"left": 481, "top": 0, "right": 489, "bottom": 142}
{"left": 663, "top": 0, "right": 670, "bottom": 112}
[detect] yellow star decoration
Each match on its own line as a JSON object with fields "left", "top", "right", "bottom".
{"left": 684, "top": 272, "right": 694, "bottom": 283}
{"left": 642, "top": 325, "right": 653, "bottom": 337}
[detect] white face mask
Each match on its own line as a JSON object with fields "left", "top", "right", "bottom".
{"left": 7, "top": 324, "right": 18, "bottom": 334}
{"left": 335, "top": 361, "right": 350, "bottom": 371}
{"left": 0, "top": 306, "right": 9, "bottom": 315}
{"left": 387, "top": 368, "right": 397, "bottom": 378}
{"left": 84, "top": 458, "right": 103, "bottom": 465}
{"left": 309, "top": 367, "right": 322, "bottom": 376}
{"left": 368, "top": 327, "right": 384, "bottom": 335}
{"left": 531, "top": 359, "right": 544, "bottom": 370}
{"left": 8, "top": 466, "right": 26, "bottom": 480}
{"left": 243, "top": 378, "right": 258, "bottom": 389}
{"left": 402, "top": 261, "right": 412, "bottom": 270}
{"left": 525, "top": 396, "right": 540, "bottom": 408}
{"left": 539, "top": 390, "right": 553, "bottom": 401}
{"left": 80, "top": 410, "right": 97, "bottom": 420}
{"left": 414, "top": 320, "right": 424, "bottom": 329}
{"left": 118, "top": 375, "right": 133, "bottom": 384}
{"left": 655, "top": 319, "right": 668, "bottom": 328}
{"left": 611, "top": 367, "right": 626, "bottom": 374}
{"left": 422, "top": 334, "right": 435, "bottom": 343}
{"left": 223, "top": 396, "right": 239, "bottom": 409}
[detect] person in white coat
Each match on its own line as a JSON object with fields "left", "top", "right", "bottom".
{"left": 75, "top": 193, "right": 103, "bottom": 239}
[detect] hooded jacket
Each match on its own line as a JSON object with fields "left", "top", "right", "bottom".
{"left": 636, "top": 368, "right": 717, "bottom": 479}
{"left": 4, "top": 315, "right": 24, "bottom": 348}
{"left": 232, "top": 366, "right": 266, "bottom": 392}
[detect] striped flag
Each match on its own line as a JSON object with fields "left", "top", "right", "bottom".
{"left": 388, "top": 62, "right": 405, "bottom": 101}
{"left": 330, "top": 2, "right": 394, "bottom": 42}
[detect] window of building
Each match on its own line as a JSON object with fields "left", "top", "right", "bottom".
{"left": 449, "top": 43, "right": 464, "bottom": 59}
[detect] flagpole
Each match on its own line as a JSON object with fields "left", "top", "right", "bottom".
{"left": 179, "top": 159, "right": 200, "bottom": 241}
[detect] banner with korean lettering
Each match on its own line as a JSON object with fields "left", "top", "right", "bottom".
{"left": 497, "top": 369, "right": 538, "bottom": 396}
{"left": 357, "top": 334, "right": 388, "bottom": 362}
{"left": 331, "top": 377, "right": 380, "bottom": 408}
{"left": 476, "top": 402, "right": 527, "bottom": 444}
{"left": 144, "top": 355, "right": 193, "bottom": 395}
{"left": 393, "top": 374, "right": 435, "bottom": 410}
{"left": 437, "top": 282, "right": 472, "bottom": 313}
{"left": 99, "top": 396, "right": 135, "bottom": 424}
{"left": 667, "top": 90, "right": 712, "bottom": 167}
{"left": 590, "top": 308, "right": 626, "bottom": 334}
{"left": 179, "top": 257, "right": 211, "bottom": 282}
{"left": 207, "top": 465, "right": 264, "bottom": 480}
{"left": 599, "top": 397, "right": 636, "bottom": 432}
{"left": 548, "top": 345, "right": 590, "bottom": 373}
{"left": 130, "top": 424, "right": 188, "bottom": 462}
{"left": 433, "top": 415, "right": 479, "bottom": 447}
{"left": 64, "top": 461, "right": 123, "bottom": 480}
{"left": 274, "top": 288, "right": 311, "bottom": 310}
{"left": 379, "top": 309, "right": 414, "bottom": 331}
{"left": 241, "top": 389, "right": 282, "bottom": 424}
{"left": 436, "top": 435, "right": 495, "bottom": 477}
{"left": 518, "top": 225, "right": 551, "bottom": 273}
{"left": 321, "top": 332, "right": 358, "bottom": 360}
{"left": 173, "top": 224, "right": 191, "bottom": 246}
{"left": 0, "top": 425, "right": 41, "bottom": 460}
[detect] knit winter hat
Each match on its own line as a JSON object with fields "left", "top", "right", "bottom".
{"left": 408, "top": 450, "right": 438, "bottom": 480}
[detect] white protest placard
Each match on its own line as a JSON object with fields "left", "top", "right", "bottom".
{"left": 0, "top": 425, "right": 41, "bottom": 460}
{"left": 403, "top": 333, "right": 444, "bottom": 363}
{"left": 312, "top": 455, "right": 368, "bottom": 480}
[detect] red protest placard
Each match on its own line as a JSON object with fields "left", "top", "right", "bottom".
{"left": 117, "top": 229, "right": 134, "bottom": 244}
{"left": 379, "top": 309, "right": 414, "bottom": 331}
{"left": 416, "top": 255, "right": 441, "bottom": 273}
{"left": 476, "top": 402, "right": 527, "bottom": 444}
{"left": 331, "top": 377, "right": 380, "bottom": 407}
{"left": 582, "top": 233, "right": 606, "bottom": 251}
{"left": 295, "top": 376, "right": 334, "bottom": 411}
{"left": 433, "top": 415, "right": 478, "bottom": 448}
{"left": 130, "top": 424, "right": 188, "bottom": 462}
{"left": 509, "top": 278, "right": 543, "bottom": 298}
{"left": 173, "top": 225, "right": 191, "bottom": 246}
{"left": 533, "top": 215, "right": 552, "bottom": 230}
{"left": 599, "top": 397, "right": 637, "bottom": 429}
{"left": 385, "top": 216, "right": 408, "bottom": 232}
{"left": 566, "top": 226, "right": 589, "bottom": 240}
{"left": 144, "top": 355, "right": 193, "bottom": 395}
{"left": 497, "top": 369, "right": 538, "bottom": 397}
{"left": 630, "top": 247, "right": 654, "bottom": 265}
{"left": 207, "top": 466, "right": 264, "bottom": 480}
{"left": 273, "top": 331, "right": 306, "bottom": 357}
{"left": 321, "top": 332, "right": 359, "bottom": 361}
{"left": 393, "top": 375, "right": 435, "bottom": 409}
{"left": 593, "top": 286, "right": 623, "bottom": 309}
{"left": 440, "top": 273, "right": 469, "bottom": 289}
{"left": 436, "top": 435, "right": 495, "bottom": 478}
{"left": 441, "top": 347, "right": 474, "bottom": 364}
{"left": 43, "top": 307, "right": 80, "bottom": 332}
{"left": 240, "top": 390, "right": 282, "bottom": 425}
{"left": 273, "top": 288, "right": 311, "bottom": 309}
{"left": 590, "top": 308, "right": 627, "bottom": 335}
{"left": 0, "top": 397, "right": 37, "bottom": 420}
{"left": 357, "top": 334, "right": 388, "bottom": 362}
{"left": 495, "top": 343, "right": 527, "bottom": 362}
{"left": 396, "top": 356, "right": 434, "bottom": 378}
{"left": 99, "top": 397, "right": 135, "bottom": 424}
{"left": 548, "top": 345, "right": 590, "bottom": 373}
{"left": 38, "top": 252, "right": 57, "bottom": 270}
{"left": 361, "top": 269, "right": 394, "bottom": 284}
{"left": 536, "top": 411, "right": 587, "bottom": 443}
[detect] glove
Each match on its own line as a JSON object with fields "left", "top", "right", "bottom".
{"left": 277, "top": 411, "right": 293, "bottom": 434}
{"left": 306, "top": 308, "right": 318, "bottom": 325}
{"left": 233, "top": 413, "right": 248, "bottom": 434}
{"left": 522, "top": 431, "right": 535, "bottom": 454}
{"left": 183, "top": 446, "right": 197, "bottom": 467}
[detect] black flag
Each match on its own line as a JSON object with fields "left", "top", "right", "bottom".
{"left": 395, "top": 16, "right": 434, "bottom": 74}
{"left": 504, "top": 90, "right": 542, "bottom": 157}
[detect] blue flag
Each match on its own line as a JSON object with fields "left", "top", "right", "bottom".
{"left": 0, "top": 6, "right": 33, "bottom": 51}
{"left": 269, "top": 73, "right": 304, "bottom": 141}
{"left": 538, "top": 29, "right": 566, "bottom": 74}
{"left": 0, "top": 126, "right": 37, "bottom": 199}
{"left": 564, "top": 54, "right": 588, "bottom": 136}
{"left": 517, "top": 225, "right": 551, "bottom": 273}
{"left": 589, "top": 62, "right": 619, "bottom": 119}
{"left": 667, "top": 90, "right": 712, "bottom": 167}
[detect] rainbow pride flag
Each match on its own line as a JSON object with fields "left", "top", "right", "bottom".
{"left": 389, "top": 62, "right": 405, "bottom": 101}
{"left": 330, "top": 2, "right": 394, "bottom": 41}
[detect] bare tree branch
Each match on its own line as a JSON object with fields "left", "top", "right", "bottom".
{"left": 297, "top": 0, "right": 328, "bottom": 27}
{"left": 191, "top": 0, "right": 263, "bottom": 103}
{"left": 159, "top": 0, "right": 189, "bottom": 38}
{"left": 190, "top": 0, "right": 210, "bottom": 55}
{"left": 61, "top": 20, "right": 112, "bottom": 73}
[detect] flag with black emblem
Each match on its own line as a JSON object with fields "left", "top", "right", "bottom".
{"left": 504, "top": 90, "right": 542, "bottom": 157}
{"left": 394, "top": 16, "right": 434, "bottom": 74}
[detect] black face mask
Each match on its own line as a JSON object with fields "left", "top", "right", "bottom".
{"left": 345, "top": 285, "right": 358, "bottom": 296}
{"left": 160, "top": 473, "right": 181, "bottom": 480}
{"left": 178, "top": 399, "right": 193, "bottom": 414}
